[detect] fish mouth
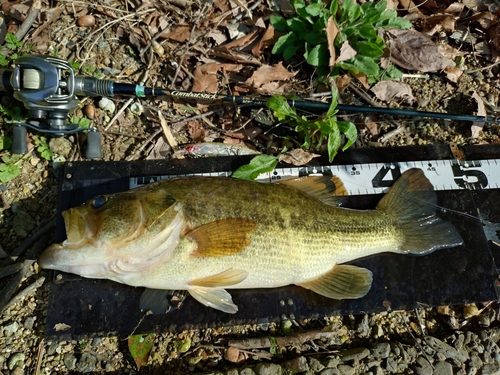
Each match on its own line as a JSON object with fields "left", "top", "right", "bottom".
{"left": 63, "top": 208, "right": 93, "bottom": 246}
{"left": 37, "top": 243, "right": 63, "bottom": 269}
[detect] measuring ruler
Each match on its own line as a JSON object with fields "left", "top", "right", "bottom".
{"left": 130, "top": 158, "right": 498, "bottom": 195}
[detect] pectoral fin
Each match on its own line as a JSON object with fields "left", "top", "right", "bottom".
{"left": 279, "top": 175, "right": 348, "bottom": 206}
{"left": 187, "top": 218, "right": 257, "bottom": 257}
{"left": 189, "top": 287, "right": 238, "bottom": 314}
{"left": 298, "top": 264, "right": 373, "bottom": 300}
{"left": 188, "top": 268, "right": 248, "bottom": 287}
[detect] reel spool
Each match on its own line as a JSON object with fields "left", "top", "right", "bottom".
{"left": 8, "top": 55, "right": 102, "bottom": 159}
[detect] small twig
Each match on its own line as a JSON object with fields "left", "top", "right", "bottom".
{"left": 464, "top": 60, "right": 500, "bottom": 74}
{"left": 169, "top": 2, "right": 211, "bottom": 89}
{"left": 124, "top": 310, "right": 153, "bottom": 339}
{"left": 398, "top": 311, "right": 435, "bottom": 371}
{"left": 169, "top": 103, "right": 256, "bottom": 130}
{"left": 126, "top": 129, "right": 163, "bottom": 161}
{"left": 15, "top": 0, "right": 41, "bottom": 41}
{"left": 228, "top": 329, "right": 340, "bottom": 350}
{"left": 0, "top": 276, "right": 45, "bottom": 315}
{"left": 0, "top": 262, "right": 23, "bottom": 279}
{"left": 105, "top": 41, "right": 154, "bottom": 131}
{"left": 378, "top": 125, "right": 406, "bottom": 143}
{"left": 31, "top": 7, "right": 63, "bottom": 39}
{"left": 0, "top": 219, "right": 55, "bottom": 267}
{"left": 0, "top": 260, "right": 34, "bottom": 316}
{"left": 34, "top": 339, "right": 44, "bottom": 375}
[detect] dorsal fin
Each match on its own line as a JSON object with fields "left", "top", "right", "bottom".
{"left": 187, "top": 218, "right": 257, "bottom": 257}
{"left": 279, "top": 175, "right": 348, "bottom": 206}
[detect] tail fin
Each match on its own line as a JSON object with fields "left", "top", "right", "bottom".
{"left": 377, "top": 168, "right": 463, "bottom": 255}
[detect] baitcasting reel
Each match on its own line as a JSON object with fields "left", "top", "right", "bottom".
{"left": 0, "top": 55, "right": 118, "bottom": 159}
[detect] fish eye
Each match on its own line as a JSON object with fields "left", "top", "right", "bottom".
{"left": 92, "top": 195, "right": 107, "bottom": 208}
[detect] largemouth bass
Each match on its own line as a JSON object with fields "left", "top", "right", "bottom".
{"left": 39, "top": 168, "right": 462, "bottom": 313}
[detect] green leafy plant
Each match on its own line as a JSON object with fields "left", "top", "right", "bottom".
{"left": 269, "top": 86, "right": 356, "bottom": 162}
{"left": 232, "top": 154, "right": 280, "bottom": 180}
{"left": 70, "top": 60, "right": 82, "bottom": 71}
{"left": 128, "top": 333, "right": 155, "bottom": 370}
{"left": 271, "top": 0, "right": 411, "bottom": 82}
{"left": 0, "top": 154, "right": 21, "bottom": 183}
{"left": 70, "top": 115, "right": 92, "bottom": 128}
{"left": 32, "top": 135, "right": 53, "bottom": 161}
{"left": 233, "top": 87, "right": 356, "bottom": 180}
{"left": 0, "top": 104, "right": 24, "bottom": 123}
{"left": 5, "top": 32, "right": 23, "bottom": 51}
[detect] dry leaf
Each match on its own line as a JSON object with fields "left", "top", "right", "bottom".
{"left": 245, "top": 62, "right": 297, "bottom": 87}
{"left": 386, "top": 29, "right": 449, "bottom": 72}
{"left": 351, "top": 71, "right": 369, "bottom": 89}
{"left": 207, "top": 29, "right": 228, "bottom": 45}
{"left": 212, "top": 46, "right": 262, "bottom": 65}
{"left": 258, "top": 82, "right": 287, "bottom": 94}
{"left": 158, "top": 110, "right": 178, "bottom": 148}
{"left": 364, "top": 113, "right": 379, "bottom": 136}
{"left": 370, "top": 81, "right": 414, "bottom": 103}
{"left": 421, "top": 15, "right": 457, "bottom": 34}
{"left": 225, "top": 347, "right": 241, "bottom": 363}
{"left": 471, "top": 11, "right": 496, "bottom": 29}
{"left": 252, "top": 25, "right": 279, "bottom": 58}
{"left": 54, "top": 323, "right": 71, "bottom": 331}
{"left": 336, "top": 75, "right": 351, "bottom": 91}
{"left": 326, "top": 15, "right": 339, "bottom": 66}
{"left": 223, "top": 29, "right": 260, "bottom": 50}
{"left": 192, "top": 63, "right": 219, "bottom": 93}
{"left": 279, "top": 149, "right": 320, "bottom": 166}
{"left": 160, "top": 24, "right": 191, "bottom": 42}
{"left": 444, "top": 66, "right": 463, "bottom": 83}
{"left": 336, "top": 41, "right": 357, "bottom": 63}
{"left": 188, "top": 121, "right": 205, "bottom": 142}
{"left": 471, "top": 91, "right": 487, "bottom": 139}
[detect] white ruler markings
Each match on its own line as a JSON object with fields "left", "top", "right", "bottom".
{"left": 130, "top": 158, "right": 499, "bottom": 195}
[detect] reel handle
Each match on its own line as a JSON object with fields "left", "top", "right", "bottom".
{"left": 12, "top": 125, "right": 28, "bottom": 154}
{"left": 85, "top": 131, "right": 102, "bottom": 159}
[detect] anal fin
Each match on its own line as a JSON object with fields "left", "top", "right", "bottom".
{"left": 298, "top": 264, "right": 373, "bottom": 300}
{"left": 189, "top": 287, "right": 238, "bottom": 314}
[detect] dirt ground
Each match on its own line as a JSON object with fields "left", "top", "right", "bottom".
{"left": 2, "top": 0, "right": 500, "bottom": 373}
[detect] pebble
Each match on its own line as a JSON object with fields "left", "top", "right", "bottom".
{"left": 371, "top": 342, "right": 391, "bottom": 359}
{"left": 319, "top": 369, "right": 340, "bottom": 375}
{"left": 240, "top": 368, "right": 256, "bottom": 375}
{"left": 255, "top": 363, "right": 282, "bottom": 375}
{"left": 4, "top": 322, "right": 19, "bottom": 337}
{"left": 281, "top": 356, "right": 308, "bottom": 372}
{"left": 308, "top": 357, "right": 325, "bottom": 372}
{"left": 425, "top": 336, "right": 468, "bottom": 362}
{"left": 337, "top": 364, "right": 355, "bottom": 375}
{"left": 481, "top": 363, "right": 500, "bottom": 375}
{"left": 76, "top": 352, "right": 97, "bottom": 373}
{"left": 434, "top": 361, "right": 453, "bottom": 375}
{"left": 64, "top": 353, "right": 77, "bottom": 370}
{"left": 8, "top": 352, "right": 25, "bottom": 370}
{"left": 414, "top": 356, "right": 433, "bottom": 375}
{"left": 338, "top": 347, "right": 370, "bottom": 362}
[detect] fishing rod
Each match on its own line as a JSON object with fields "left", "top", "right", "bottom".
{"left": 1, "top": 55, "right": 498, "bottom": 158}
